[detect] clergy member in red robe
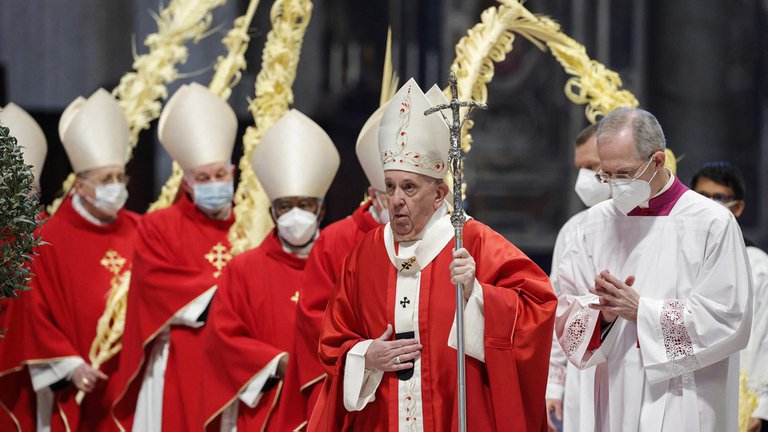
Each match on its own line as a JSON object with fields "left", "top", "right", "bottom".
{"left": 0, "top": 101, "right": 49, "bottom": 432}
{"left": 309, "top": 79, "right": 557, "bottom": 432}
{"left": 202, "top": 109, "right": 340, "bottom": 431}
{"left": 280, "top": 103, "right": 388, "bottom": 430}
{"left": 111, "top": 83, "right": 238, "bottom": 432}
{"left": 4, "top": 89, "right": 137, "bottom": 432}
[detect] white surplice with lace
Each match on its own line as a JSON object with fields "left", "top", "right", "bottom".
{"left": 555, "top": 190, "right": 753, "bottom": 432}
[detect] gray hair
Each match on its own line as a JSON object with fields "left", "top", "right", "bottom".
{"left": 596, "top": 107, "right": 666, "bottom": 159}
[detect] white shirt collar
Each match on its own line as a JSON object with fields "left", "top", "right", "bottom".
{"left": 639, "top": 168, "right": 675, "bottom": 208}
{"left": 72, "top": 194, "right": 110, "bottom": 226}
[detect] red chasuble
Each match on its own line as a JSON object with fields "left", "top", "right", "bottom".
{"left": 203, "top": 229, "right": 307, "bottom": 431}
{"left": 1, "top": 295, "right": 37, "bottom": 432}
{"left": 279, "top": 200, "right": 379, "bottom": 430}
{"left": 3, "top": 196, "right": 139, "bottom": 432}
{"left": 309, "top": 219, "right": 557, "bottom": 432}
{"left": 111, "top": 194, "right": 234, "bottom": 431}
{"left": 0, "top": 211, "right": 47, "bottom": 431}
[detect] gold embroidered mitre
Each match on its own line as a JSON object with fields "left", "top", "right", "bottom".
{"left": 378, "top": 78, "right": 450, "bottom": 179}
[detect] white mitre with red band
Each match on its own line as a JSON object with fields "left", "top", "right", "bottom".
{"left": 355, "top": 104, "right": 387, "bottom": 191}
{"left": 1, "top": 102, "right": 47, "bottom": 184}
{"left": 158, "top": 82, "right": 237, "bottom": 171}
{"left": 378, "top": 78, "right": 449, "bottom": 179}
{"left": 252, "top": 109, "right": 340, "bottom": 201}
{"left": 59, "top": 88, "right": 129, "bottom": 173}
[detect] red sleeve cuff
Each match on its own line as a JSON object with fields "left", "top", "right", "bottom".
{"left": 587, "top": 312, "right": 602, "bottom": 351}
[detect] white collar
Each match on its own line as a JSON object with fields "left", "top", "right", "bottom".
{"left": 383, "top": 202, "right": 456, "bottom": 272}
{"left": 639, "top": 168, "right": 674, "bottom": 208}
{"left": 72, "top": 194, "right": 110, "bottom": 226}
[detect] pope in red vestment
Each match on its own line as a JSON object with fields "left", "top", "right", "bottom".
{"left": 6, "top": 195, "right": 139, "bottom": 432}
{"left": 280, "top": 199, "right": 381, "bottom": 430}
{"left": 309, "top": 77, "right": 557, "bottom": 431}
{"left": 202, "top": 229, "right": 308, "bottom": 431}
{"left": 111, "top": 194, "right": 234, "bottom": 431}
{"left": 310, "top": 213, "right": 557, "bottom": 432}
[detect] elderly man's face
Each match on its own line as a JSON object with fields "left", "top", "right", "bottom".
{"left": 596, "top": 129, "right": 661, "bottom": 184}
{"left": 384, "top": 170, "right": 448, "bottom": 241}
{"left": 185, "top": 162, "right": 233, "bottom": 185}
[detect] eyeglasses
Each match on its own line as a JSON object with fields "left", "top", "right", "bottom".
{"left": 697, "top": 192, "right": 738, "bottom": 207}
{"left": 595, "top": 159, "right": 651, "bottom": 184}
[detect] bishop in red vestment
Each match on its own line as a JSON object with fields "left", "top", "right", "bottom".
{"left": 309, "top": 79, "right": 557, "bottom": 431}
{"left": 0, "top": 101, "right": 48, "bottom": 432}
{"left": 111, "top": 82, "right": 239, "bottom": 432}
{"left": 112, "top": 194, "right": 234, "bottom": 431}
{"left": 20, "top": 194, "right": 138, "bottom": 432}
{"left": 2, "top": 88, "right": 137, "bottom": 432}
{"left": 0, "top": 295, "right": 38, "bottom": 432}
{"left": 202, "top": 109, "right": 340, "bottom": 431}
{"left": 202, "top": 230, "right": 308, "bottom": 431}
{"left": 280, "top": 101, "right": 389, "bottom": 430}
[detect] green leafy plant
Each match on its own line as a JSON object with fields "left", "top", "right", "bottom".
{"left": 0, "top": 124, "right": 43, "bottom": 301}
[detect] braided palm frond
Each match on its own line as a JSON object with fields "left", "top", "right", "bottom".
{"left": 228, "top": 0, "right": 314, "bottom": 255}
{"left": 48, "top": 0, "right": 228, "bottom": 215}
{"left": 148, "top": 0, "right": 262, "bottom": 212}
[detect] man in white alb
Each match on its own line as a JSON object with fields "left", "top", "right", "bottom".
{"left": 556, "top": 107, "right": 753, "bottom": 431}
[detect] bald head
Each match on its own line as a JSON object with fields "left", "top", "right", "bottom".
{"left": 596, "top": 108, "right": 666, "bottom": 159}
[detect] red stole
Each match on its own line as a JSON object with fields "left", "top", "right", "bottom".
{"left": 0, "top": 296, "right": 36, "bottom": 432}
{"left": 111, "top": 194, "right": 233, "bottom": 431}
{"left": 0, "top": 211, "right": 47, "bottom": 431}
{"left": 309, "top": 219, "right": 557, "bottom": 432}
{"left": 202, "top": 229, "right": 306, "bottom": 431}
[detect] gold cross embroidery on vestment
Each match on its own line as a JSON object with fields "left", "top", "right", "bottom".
{"left": 205, "top": 242, "right": 232, "bottom": 278}
{"left": 100, "top": 250, "right": 127, "bottom": 276}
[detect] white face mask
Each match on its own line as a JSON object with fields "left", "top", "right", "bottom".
{"left": 276, "top": 207, "right": 319, "bottom": 247}
{"left": 609, "top": 159, "right": 659, "bottom": 215}
{"left": 87, "top": 182, "right": 128, "bottom": 214}
{"left": 574, "top": 168, "right": 611, "bottom": 207}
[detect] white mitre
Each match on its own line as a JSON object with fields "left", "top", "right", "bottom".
{"left": 59, "top": 88, "right": 129, "bottom": 173}
{"left": 252, "top": 109, "right": 340, "bottom": 201}
{"left": 355, "top": 104, "right": 387, "bottom": 191}
{"left": 378, "top": 78, "right": 449, "bottom": 179}
{"left": 158, "top": 82, "right": 237, "bottom": 171}
{"left": 0, "top": 103, "right": 47, "bottom": 184}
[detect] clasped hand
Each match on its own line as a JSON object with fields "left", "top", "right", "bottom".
{"left": 589, "top": 270, "right": 640, "bottom": 323}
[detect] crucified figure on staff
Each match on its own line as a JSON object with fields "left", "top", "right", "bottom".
{"left": 425, "top": 70, "right": 487, "bottom": 432}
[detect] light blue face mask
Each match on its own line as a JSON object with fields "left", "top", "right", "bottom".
{"left": 192, "top": 180, "right": 234, "bottom": 213}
